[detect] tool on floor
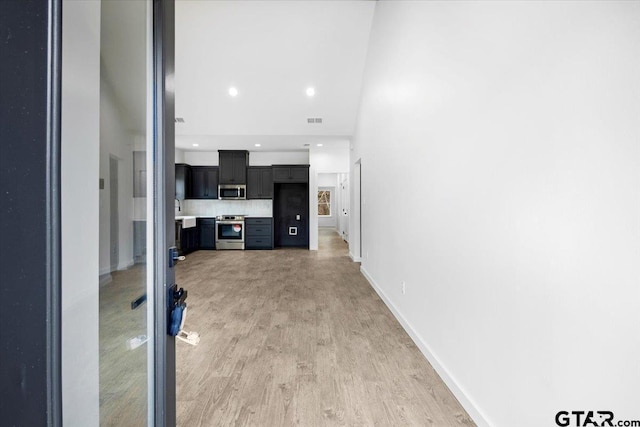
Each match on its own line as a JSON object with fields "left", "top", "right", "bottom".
{"left": 176, "top": 330, "right": 200, "bottom": 346}
{"left": 168, "top": 285, "right": 200, "bottom": 346}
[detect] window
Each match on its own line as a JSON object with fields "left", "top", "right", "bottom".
{"left": 318, "top": 190, "right": 331, "bottom": 216}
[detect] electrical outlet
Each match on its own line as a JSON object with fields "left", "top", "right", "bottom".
{"left": 401, "top": 281, "right": 406, "bottom": 295}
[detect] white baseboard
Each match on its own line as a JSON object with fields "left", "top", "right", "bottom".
{"left": 99, "top": 273, "right": 112, "bottom": 287}
{"left": 359, "top": 266, "right": 492, "bottom": 427}
{"left": 117, "top": 259, "right": 134, "bottom": 271}
{"left": 349, "top": 252, "right": 362, "bottom": 262}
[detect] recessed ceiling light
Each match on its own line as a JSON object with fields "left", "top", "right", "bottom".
{"left": 254, "top": 144, "right": 261, "bottom": 147}
{"left": 306, "top": 87, "right": 315, "bottom": 97}
{"left": 317, "top": 143, "right": 323, "bottom": 147}
{"left": 192, "top": 144, "right": 199, "bottom": 147}
{"left": 228, "top": 87, "right": 238, "bottom": 97}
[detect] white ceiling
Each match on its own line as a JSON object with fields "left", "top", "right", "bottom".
{"left": 174, "top": 0, "right": 376, "bottom": 152}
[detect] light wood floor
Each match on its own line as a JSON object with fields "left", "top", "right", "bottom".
{"left": 175, "top": 229, "right": 475, "bottom": 426}
{"left": 99, "top": 266, "right": 148, "bottom": 426}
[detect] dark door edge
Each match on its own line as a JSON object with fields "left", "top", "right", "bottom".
{"left": 46, "top": 0, "right": 63, "bottom": 425}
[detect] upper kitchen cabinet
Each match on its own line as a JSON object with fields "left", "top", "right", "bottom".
{"left": 175, "top": 163, "right": 192, "bottom": 200}
{"left": 272, "top": 165, "right": 309, "bottom": 183}
{"left": 247, "top": 166, "right": 273, "bottom": 199}
{"left": 191, "top": 166, "right": 219, "bottom": 199}
{"left": 219, "top": 150, "right": 248, "bottom": 184}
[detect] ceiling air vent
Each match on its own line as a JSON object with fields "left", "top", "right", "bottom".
{"left": 307, "top": 117, "right": 323, "bottom": 124}
{"left": 175, "top": 117, "right": 185, "bottom": 123}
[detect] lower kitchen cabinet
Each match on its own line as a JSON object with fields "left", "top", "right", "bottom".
{"left": 245, "top": 217, "right": 273, "bottom": 250}
{"left": 180, "top": 227, "right": 199, "bottom": 255}
{"left": 198, "top": 217, "right": 216, "bottom": 249}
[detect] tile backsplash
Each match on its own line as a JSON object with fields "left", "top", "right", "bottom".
{"left": 181, "top": 199, "right": 273, "bottom": 217}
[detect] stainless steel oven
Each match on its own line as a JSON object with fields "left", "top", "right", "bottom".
{"left": 215, "top": 215, "right": 245, "bottom": 250}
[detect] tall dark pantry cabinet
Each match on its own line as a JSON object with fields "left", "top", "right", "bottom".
{"left": 273, "top": 165, "right": 310, "bottom": 248}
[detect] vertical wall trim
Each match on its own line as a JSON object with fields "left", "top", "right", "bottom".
{"left": 0, "top": 0, "right": 62, "bottom": 424}
{"left": 46, "top": 0, "right": 63, "bottom": 425}
{"left": 153, "top": 0, "right": 176, "bottom": 425}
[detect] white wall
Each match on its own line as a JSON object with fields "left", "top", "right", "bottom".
{"left": 99, "top": 74, "right": 136, "bottom": 275}
{"left": 310, "top": 144, "right": 349, "bottom": 172}
{"left": 317, "top": 173, "right": 337, "bottom": 188}
{"left": 175, "top": 148, "right": 185, "bottom": 163}
{"left": 183, "top": 150, "right": 218, "bottom": 165}
{"left": 252, "top": 151, "right": 308, "bottom": 166}
{"left": 352, "top": 2, "right": 640, "bottom": 426}
{"left": 61, "top": 0, "right": 101, "bottom": 425}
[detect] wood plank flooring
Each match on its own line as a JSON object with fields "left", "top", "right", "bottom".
{"left": 176, "top": 229, "right": 475, "bottom": 426}
{"left": 99, "top": 267, "right": 148, "bottom": 426}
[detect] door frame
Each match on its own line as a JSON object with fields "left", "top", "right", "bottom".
{"left": 0, "top": 0, "right": 62, "bottom": 425}
{"left": 350, "top": 159, "right": 362, "bottom": 262}
{"left": 0, "top": 0, "right": 177, "bottom": 425}
{"left": 153, "top": 0, "right": 177, "bottom": 425}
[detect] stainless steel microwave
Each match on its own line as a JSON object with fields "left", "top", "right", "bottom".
{"left": 218, "top": 184, "right": 246, "bottom": 200}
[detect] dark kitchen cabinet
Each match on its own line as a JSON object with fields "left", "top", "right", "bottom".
{"left": 219, "top": 150, "right": 248, "bottom": 184}
{"left": 245, "top": 217, "right": 273, "bottom": 249}
{"left": 175, "top": 163, "right": 191, "bottom": 200}
{"left": 272, "top": 165, "right": 309, "bottom": 183}
{"left": 180, "top": 226, "right": 199, "bottom": 255}
{"left": 274, "top": 182, "right": 309, "bottom": 248}
{"left": 247, "top": 166, "right": 273, "bottom": 199}
{"left": 198, "top": 217, "right": 216, "bottom": 249}
{"left": 191, "top": 166, "right": 219, "bottom": 199}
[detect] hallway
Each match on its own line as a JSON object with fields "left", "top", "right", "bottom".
{"left": 175, "top": 229, "right": 474, "bottom": 426}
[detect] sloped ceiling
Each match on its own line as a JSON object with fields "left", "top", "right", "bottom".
{"left": 175, "top": 0, "right": 376, "bottom": 151}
